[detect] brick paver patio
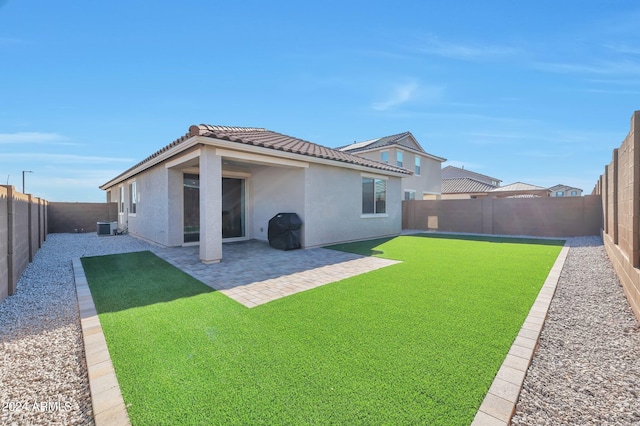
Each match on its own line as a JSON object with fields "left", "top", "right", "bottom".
{"left": 151, "top": 240, "right": 400, "bottom": 307}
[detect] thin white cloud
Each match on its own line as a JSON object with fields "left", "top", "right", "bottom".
{"left": 0, "top": 153, "right": 134, "bottom": 164}
{"left": 535, "top": 60, "right": 640, "bottom": 75}
{"left": 372, "top": 81, "right": 419, "bottom": 111}
{"left": 0, "top": 37, "right": 27, "bottom": 46}
{"left": 416, "top": 35, "right": 519, "bottom": 60}
{"left": 583, "top": 88, "right": 640, "bottom": 95}
{"left": 602, "top": 44, "right": 640, "bottom": 55}
{"left": 0, "top": 132, "right": 80, "bottom": 145}
{"left": 372, "top": 81, "right": 443, "bottom": 111}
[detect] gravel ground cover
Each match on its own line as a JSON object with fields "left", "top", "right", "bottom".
{"left": 1, "top": 233, "right": 639, "bottom": 425}
{"left": 512, "top": 236, "right": 640, "bottom": 425}
{"left": 0, "top": 233, "right": 152, "bottom": 425}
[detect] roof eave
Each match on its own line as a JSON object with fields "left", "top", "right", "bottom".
{"left": 100, "top": 134, "right": 411, "bottom": 190}
{"left": 344, "top": 144, "right": 446, "bottom": 162}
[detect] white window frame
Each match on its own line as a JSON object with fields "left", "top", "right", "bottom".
{"left": 414, "top": 157, "right": 421, "bottom": 176}
{"left": 380, "top": 150, "right": 389, "bottom": 164}
{"left": 404, "top": 190, "right": 416, "bottom": 200}
{"left": 396, "top": 150, "right": 403, "bottom": 168}
{"left": 361, "top": 173, "right": 388, "bottom": 218}
{"left": 119, "top": 186, "right": 125, "bottom": 214}
{"left": 128, "top": 181, "right": 137, "bottom": 216}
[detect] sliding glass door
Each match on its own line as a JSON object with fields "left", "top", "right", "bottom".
{"left": 222, "top": 177, "right": 245, "bottom": 239}
{"left": 183, "top": 174, "right": 247, "bottom": 244}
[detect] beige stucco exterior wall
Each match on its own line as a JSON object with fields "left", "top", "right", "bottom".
{"left": 251, "top": 166, "right": 306, "bottom": 243}
{"left": 352, "top": 148, "right": 442, "bottom": 198}
{"left": 114, "top": 165, "right": 172, "bottom": 246}
{"left": 303, "top": 163, "right": 402, "bottom": 247}
{"left": 441, "top": 193, "right": 474, "bottom": 200}
{"left": 104, "top": 151, "right": 403, "bottom": 250}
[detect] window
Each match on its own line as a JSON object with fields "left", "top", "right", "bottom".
{"left": 404, "top": 190, "right": 416, "bottom": 200}
{"left": 415, "top": 157, "right": 421, "bottom": 175}
{"left": 396, "top": 151, "right": 403, "bottom": 168}
{"left": 381, "top": 151, "right": 389, "bottom": 163}
{"left": 362, "top": 178, "right": 386, "bottom": 214}
{"left": 119, "top": 186, "right": 125, "bottom": 213}
{"left": 571, "top": 190, "right": 577, "bottom": 196}
{"left": 129, "top": 181, "right": 137, "bottom": 214}
{"left": 557, "top": 191, "right": 564, "bottom": 197}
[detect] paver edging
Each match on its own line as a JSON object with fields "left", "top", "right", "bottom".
{"left": 471, "top": 241, "right": 570, "bottom": 426}
{"left": 72, "top": 258, "right": 131, "bottom": 426}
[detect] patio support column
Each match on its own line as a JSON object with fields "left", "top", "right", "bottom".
{"left": 199, "top": 145, "right": 222, "bottom": 263}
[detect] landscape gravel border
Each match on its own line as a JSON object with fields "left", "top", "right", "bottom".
{"left": 472, "top": 242, "right": 570, "bottom": 425}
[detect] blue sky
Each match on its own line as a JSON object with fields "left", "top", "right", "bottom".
{"left": 1, "top": 1, "right": 638, "bottom": 201}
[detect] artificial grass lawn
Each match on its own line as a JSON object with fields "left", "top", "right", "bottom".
{"left": 81, "top": 235, "right": 564, "bottom": 425}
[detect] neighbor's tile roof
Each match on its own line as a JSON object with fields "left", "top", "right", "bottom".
{"left": 111, "top": 125, "right": 412, "bottom": 187}
{"left": 441, "top": 177, "right": 497, "bottom": 194}
{"left": 338, "top": 131, "right": 414, "bottom": 153}
{"left": 549, "top": 184, "right": 582, "bottom": 192}
{"left": 338, "top": 131, "right": 446, "bottom": 162}
{"left": 491, "top": 182, "right": 548, "bottom": 192}
{"left": 441, "top": 165, "right": 502, "bottom": 184}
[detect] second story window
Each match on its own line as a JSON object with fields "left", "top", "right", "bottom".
{"left": 396, "top": 151, "right": 403, "bottom": 168}
{"left": 415, "top": 157, "right": 421, "bottom": 175}
{"left": 381, "top": 151, "right": 388, "bottom": 163}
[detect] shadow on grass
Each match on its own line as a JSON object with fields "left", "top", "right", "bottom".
{"left": 406, "top": 232, "right": 566, "bottom": 247}
{"left": 325, "top": 237, "right": 397, "bottom": 256}
{"left": 81, "top": 251, "right": 215, "bottom": 314}
{"left": 326, "top": 233, "right": 565, "bottom": 258}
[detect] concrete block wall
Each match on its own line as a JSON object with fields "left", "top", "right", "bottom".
{"left": 402, "top": 195, "right": 602, "bottom": 238}
{"left": 0, "top": 186, "right": 48, "bottom": 303}
{"left": 595, "top": 110, "right": 640, "bottom": 321}
{"left": 0, "top": 187, "right": 8, "bottom": 302}
{"left": 47, "top": 202, "right": 117, "bottom": 234}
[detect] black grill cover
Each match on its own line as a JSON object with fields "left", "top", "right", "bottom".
{"left": 268, "top": 213, "right": 302, "bottom": 250}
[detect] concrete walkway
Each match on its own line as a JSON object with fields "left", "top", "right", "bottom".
{"left": 151, "top": 240, "right": 400, "bottom": 307}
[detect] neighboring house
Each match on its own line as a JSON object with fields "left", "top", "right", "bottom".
{"left": 100, "top": 125, "right": 411, "bottom": 263}
{"left": 441, "top": 165, "right": 502, "bottom": 187}
{"left": 441, "top": 178, "right": 498, "bottom": 199}
{"left": 338, "top": 132, "right": 446, "bottom": 200}
{"left": 549, "top": 184, "right": 583, "bottom": 197}
{"left": 489, "top": 182, "right": 551, "bottom": 198}
{"left": 440, "top": 166, "right": 501, "bottom": 199}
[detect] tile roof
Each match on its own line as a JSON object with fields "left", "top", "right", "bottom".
{"left": 338, "top": 131, "right": 446, "bottom": 162}
{"left": 338, "top": 131, "right": 414, "bottom": 153}
{"left": 505, "top": 194, "right": 542, "bottom": 198}
{"left": 190, "top": 125, "right": 411, "bottom": 174}
{"left": 491, "top": 182, "right": 548, "bottom": 192}
{"left": 441, "top": 177, "right": 497, "bottom": 194}
{"left": 104, "top": 125, "right": 412, "bottom": 188}
{"left": 441, "top": 165, "right": 502, "bottom": 184}
{"left": 549, "top": 184, "right": 582, "bottom": 192}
